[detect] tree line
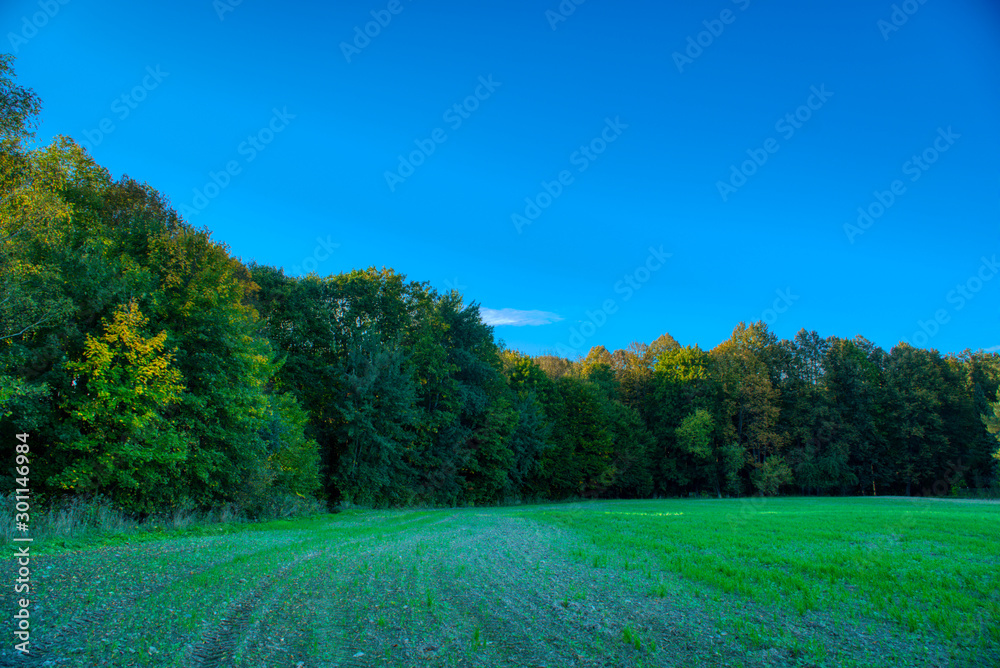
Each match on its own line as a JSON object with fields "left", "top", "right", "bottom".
{"left": 2, "top": 57, "right": 998, "bottom": 514}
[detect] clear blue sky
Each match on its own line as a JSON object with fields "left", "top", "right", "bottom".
{"left": 5, "top": 0, "right": 999, "bottom": 358}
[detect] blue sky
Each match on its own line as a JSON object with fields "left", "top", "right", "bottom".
{"left": 4, "top": 0, "right": 999, "bottom": 358}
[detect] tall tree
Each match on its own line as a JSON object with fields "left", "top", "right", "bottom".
{"left": 711, "top": 322, "right": 786, "bottom": 494}
{"left": 500, "top": 350, "right": 556, "bottom": 498}
{"left": 885, "top": 344, "right": 951, "bottom": 496}
{"left": 331, "top": 336, "right": 418, "bottom": 506}
{"left": 778, "top": 330, "right": 856, "bottom": 494}
{"left": 56, "top": 301, "right": 188, "bottom": 511}
{"left": 541, "top": 376, "right": 614, "bottom": 498}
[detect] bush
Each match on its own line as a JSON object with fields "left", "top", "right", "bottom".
{"left": 751, "top": 457, "right": 794, "bottom": 496}
{"left": 0, "top": 494, "right": 137, "bottom": 543}
{"left": 0, "top": 491, "right": 324, "bottom": 546}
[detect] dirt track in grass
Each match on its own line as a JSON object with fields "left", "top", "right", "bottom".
{"left": 0, "top": 506, "right": 973, "bottom": 667}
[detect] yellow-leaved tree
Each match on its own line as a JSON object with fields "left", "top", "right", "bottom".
{"left": 56, "top": 300, "right": 190, "bottom": 510}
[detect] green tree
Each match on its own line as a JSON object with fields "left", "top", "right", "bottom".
{"left": 429, "top": 296, "right": 517, "bottom": 504}
{"left": 711, "top": 322, "right": 784, "bottom": 493}
{"left": 264, "top": 391, "right": 321, "bottom": 497}
{"left": 823, "top": 336, "right": 890, "bottom": 495}
{"left": 501, "top": 350, "right": 557, "bottom": 497}
{"left": 602, "top": 397, "right": 654, "bottom": 498}
{"left": 542, "top": 376, "right": 614, "bottom": 498}
{"left": 885, "top": 344, "right": 951, "bottom": 496}
{"left": 778, "top": 330, "right": 857, "bottom": 494}
{"left": 252, "top": 266, "right": 422, "bottom": 505}
{"left": 0, "top": 55, "right": 41, "bottom": 150}
{"left": 962, "top": 351, "right": 1000, "bottom": 490}
{"left": 580, "top": 345, "right": 618, "bottom": 399}
{"left": 331, "top": 336, "right": 418, "bottom": 506}
{"left": 648, "top": 345, "right": 711, "bottom": 493}
{"left": 983, "top": 391, "right": 1000, "bottom": 462}
{"left": 750, "top": 456, "right": 793, "bottom": 496}
{"left": 676, "top": 408, "right": 714, "bottom": 459}
{"left": 609, "top": 342, "right": 653, "bottom": 412}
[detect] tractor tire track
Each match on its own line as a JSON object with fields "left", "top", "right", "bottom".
{"left": 246, "top": 527, "right": 454, "bottom": 667}
{"left": 0, "top": 536, "right": 316, "bottom": 666}
{"left": 433, "top": 519, "right": 621, "bottom": 667}
{"left": 188, "top": 550, "right": 320, "bottom": 668}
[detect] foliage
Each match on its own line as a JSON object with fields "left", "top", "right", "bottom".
{"left": 2, "top": 59, "right": 997, "bottom": 515}
{"left": 55, "top": 301, "right": 188, "bottom": 510}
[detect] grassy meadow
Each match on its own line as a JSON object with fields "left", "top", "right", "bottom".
{"left": 2, "top": 497, "right": 997, "bottom": 667}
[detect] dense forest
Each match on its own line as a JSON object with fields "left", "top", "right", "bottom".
{"left": 3, "top": 56, "right": 999, "bottom": 514}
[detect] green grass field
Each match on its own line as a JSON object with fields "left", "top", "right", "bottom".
{"left": 3, "top": 497, "right": 998, "bottom": 667}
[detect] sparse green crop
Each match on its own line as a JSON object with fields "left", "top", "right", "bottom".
{"left": 4, "top": 498, "right": 996, "bottom": 667}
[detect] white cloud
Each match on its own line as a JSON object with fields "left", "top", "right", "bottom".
{"left": 983, "top": 345, "right": 1000, "bottom": 353}
{"left": 480, "top": 308, "right": 563, "bottom": 327}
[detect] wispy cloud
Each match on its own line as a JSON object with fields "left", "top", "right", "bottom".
{"left": 480, "top": 308, "right": 563, "bottom": 327}
{"left": 983, "top": 345, "right": 1000, "bottom": 353}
